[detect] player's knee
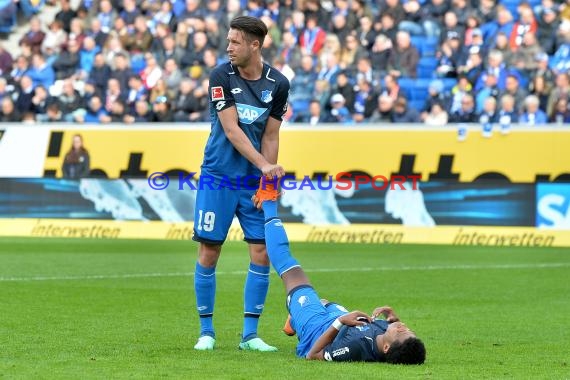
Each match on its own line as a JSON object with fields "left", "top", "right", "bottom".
{"left": 198, "top": 243, "right": 222, "bottom": 267}
{"left": 248, "top": 244, "right": 269, "bottom": 266}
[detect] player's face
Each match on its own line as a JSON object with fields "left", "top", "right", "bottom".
{"left": 381, "top": 322, "right": 416, "bottom": 347}
{"left": 226, "top": 28, "right": 256, "bottom": 67}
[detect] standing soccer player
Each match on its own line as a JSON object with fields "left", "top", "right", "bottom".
{"left": 192, "top": 16, "right": 290, "bottom": 351}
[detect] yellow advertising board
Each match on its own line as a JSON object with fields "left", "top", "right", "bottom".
{"left": 43, "top": 127, "right": 570, "bottom": 182}
{"left": 1, "top": 219, "right": 568, "bottom": 247}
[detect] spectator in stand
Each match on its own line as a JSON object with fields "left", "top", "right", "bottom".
{"left": 375, "top": 13, "right": 398, "bottom": 43}
{"left": 317, "top": 54, "right": 341, "bottom": 87}
{"left": 78, "top": 36, "right": 100, "bottom": 80}
{"left": 181, "top": 31, "right": 209, "bottom": 70}
{"left": 19, "top": 16, "right": 46, "bottom": 55}
{"left": 398, "top": 0, "right": 423, "bottom": 37}
{"left": 436, "top": 31, "right": 462, "bottom": 78}
{"left": 150, "top": 95, "right": 173, "bottom": 122}
{"left": 391, "top": 96, "right": 420, "bottom": 123}
{"left": 388, "top": 31, "right": 419, "bottom": 78}
{"left": 353, "top": 79, "right": 378, "bottom": 123}
{"left": 331, "top": 14, "right": 351, "bottom": 45}
{"left": 277, "top": 30, "right": 302, "bottom": 69}
{"left": 41, "top": 20, "right": 67, "bottom": 57}
{"left": 44, "top": 102, "right": 64, "bottom": 122}
{"left": 339, "top": 32, "right": 366, "bottom": 71}
{"left": 110, "top": 53, "right": 133, "bottom": 93}
{"left": 155, "top": 35, "right": 184, "bottom": 67}
{"left": 379, "top": 0, "right": 405, "bottom": 25}
{"left": 31, "top": 85, "right": 50, "bottom": 116}
{"left": 67, "top": 17, "right": 86, "bottom": 49}
{"left": 357, "top": 15, "right": 377, "bottom": 52}
{"left": 172, "top": 78, "right": 196, "bottom": 122}
{"left": 318, "top": 34, "right": 341, "bottom": 71}
{"left": 369, "top": 94, "right": 394, "bottom": 123}
{"left": 510, "top": 32, "right": 544, "bottom": 79}
{"left": 478, "top": 96, "right": 499, "bottom": 124}
{"left": 299, "top": 15, "right": 326, "bottom": 56}
{"left": 492, "top": 32, "right": 514, "bottom": 68}
{"left": 52, "top": 39, "right": 81, "bottom": 80}
{"left": 458, "top": 47, "right": 484, "bottom": 86}
{"left": 497, "top": 94, "right": 519, "bottom": 124}
{"left": 420, "top": 0, "right": 447, "bottom": 39}
{"left": 537, "top": 7, "right": 561, "bottom": 56}
{"left": 421, "top": 79, "right": 450, "bottom": 118}
{"left": 0, "top": 42, "right": 13, "bottom": 77}
{"left": 326, "top": 93, "right": 352, "bottom": 124}
{"left": 81, "top": 96, "right": 107, "bottom": 123}
{"left": 62, "top": 134, "right": 90, "bottom": 179}
{"left": 88, "top": 53, "right": 111, "bottom": 96}
{"left": 439, "top": 11, "right": 464, "bottom": 46}
{"left": 55, "top": 0, "right": 76, "bottom": 33}
{"left": 162, "top": 58, "right": 183, "bottom": 99}
{"left": 149, "top": 78, "right": 168, "bottom": 104}
{"left": 550, "top": 97, "right": 570, "bottom": 123}
{"left": 1, "top": 98, "right": 21, "bottom": 122}
{"left": 424, "top": 103, "right": 449, "bottom": 126}
{"left": 547, "top": 73, "right": 570, "bottom": 115}
{"left": 27, "top": 53, "right": 55, "bottom": 90}
{"left": 369, "top": 34, "right": 392, "bottom": 77}
{"left": 295, "top": 99, "right": 326, "bottom": 125}
{"left": 477, "top": 0, "right": 497, "bottom": 24}
{"left": 120, "top": 0, "right": 141, "bottom": 28}
{"left": 475, "top": 72, "right": 500, "bottom": 113}
{"left": 127, "top": 100, "right": 153, "bottom": 123}
{"left": 329, "top": 71, "right": 355, "bottom": 113}
{"left": 520, "top": 95, "right": 548, "bottom": 125}
{"left": 475, "top": 50, "right": 508, "bottom": 91}
{"left": 449, "top": 93, "right": 477, "bottom": 123}
{"left": 550, "top": 22, "right": 570, "bottom": 74}
{"left": 510, "top": 4, "right": 538, "bottom": 50}
{"left": 530, "top": 71, "right": 552, "bottom": 112}
{"left": 58, "top": 79, "right": 86, "bottom": 121}
{"left": 97, "top": 0, "right": 117, "bottom": 34}
{"left": 500, "top": 74, "right": 528, "bottom": 114}
{"left": 381, "top": 74, "right": 401, "bottom": 101}
{"left": 289, "top": 55, "right": 317, "bottom": 122}
{"left": 14, "top": 75, "right": 35, "bottom": 115}
{"left": 451, "top": 0, "right": 472, "bottom": 26}
{"left": 126, "top": 75, "right": 148, "bottom": 112}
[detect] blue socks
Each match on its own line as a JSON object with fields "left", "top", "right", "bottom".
{"left": 262, "top": 201, "right": 300, "bottom": 277}
{"left": 242, "top": 263, "right": 270, "bottom": 341}
{"left": 194, "top": 262, "right": 216, "bottom": 338}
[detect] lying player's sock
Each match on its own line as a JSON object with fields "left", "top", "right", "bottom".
{"left": 243, "top": 263, "right": 270, "bottom": 341}
{"left": 194, "top": 262, "right": 216, "bottom": 340}
{"left": 262, "top": 202, "right": 300, "bottom": 277}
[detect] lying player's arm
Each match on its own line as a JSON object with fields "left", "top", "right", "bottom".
{"left": 372, "top": 306, "right": 400, "bottom": 323}
{"left": 218, "top": 108, "right": 284, "bottom": 179}
{"left": 306, "top": 311, "right": 371, "bottom": 360}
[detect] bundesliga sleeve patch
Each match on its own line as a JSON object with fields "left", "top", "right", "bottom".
{"left": 211, "top": 86, "right": 225, "bottom": 101}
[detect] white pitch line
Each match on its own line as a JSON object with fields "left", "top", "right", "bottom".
{"left": 0, "top": 263, "right": 569, "bottom": 282}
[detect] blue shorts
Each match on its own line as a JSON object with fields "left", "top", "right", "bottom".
{"left": 287, "top": 285, "right": 348, "bottom": 358}
{"left": 192, "top": 179, "right": 264, "bottom": 244}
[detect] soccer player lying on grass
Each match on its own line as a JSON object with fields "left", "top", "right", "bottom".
{"left": 252, "top": 181, "right": 426, "bottom": 364}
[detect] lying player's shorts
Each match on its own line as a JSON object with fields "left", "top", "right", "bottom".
{"left": 287, "top": 285, "right": 347, "bottom": 358}
{"left": 192, "top": 176, "right": 264, "bottom": 244}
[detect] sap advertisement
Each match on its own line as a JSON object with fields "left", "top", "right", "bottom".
{"left": 536, "top": 184, "right": 570, "bottom": 229}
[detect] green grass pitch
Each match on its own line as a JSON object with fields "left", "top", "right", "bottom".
{"left": 1, "top": 238, "right": 569, "bottom": 379}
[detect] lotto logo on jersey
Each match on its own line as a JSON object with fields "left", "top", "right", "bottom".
{"left": 236, "top": 103, "right": 268, "bottom": 125}
{"left": 211, "top": 86, "right": 225, "bottom": 101}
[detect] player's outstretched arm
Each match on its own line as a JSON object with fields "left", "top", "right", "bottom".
{"left": 260, "top": 116, "right": 285, "bottom": 179}
{"left": 306, "top": 311, "right": 372, "bottom": 360}
{"left": 372, "top": 306, "right": 400, "bottom": 323}
{"left": 218, "top": 106, "right": 276, "bottom": 174}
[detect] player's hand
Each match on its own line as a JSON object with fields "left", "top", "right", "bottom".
{"left": 339, "top": 311, "right": 372, "bottom": 327}
{"left": 261, "top": 164, "right": 285, "bottom": 180}
{"left": 372, "top": 306, "right": 400, "bottom": 323}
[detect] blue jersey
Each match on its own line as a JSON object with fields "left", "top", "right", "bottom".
{"left": 201, "top": 62, "right": 290, "bottom": 185}
{"left": 322, "top": 320, "right": 389, "bottom": 362}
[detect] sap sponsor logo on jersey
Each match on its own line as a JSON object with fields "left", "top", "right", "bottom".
{"left": 211, "top": 86, "right": 225, "bottom": 101}
{"left": 236, "top": 103, "right": 268, "bottom": 124}
{"left": 332, "top": 347, "right": 350, "bottom": 358}
{"left": 536, "top": 184, "right": 570, "bottom": 229}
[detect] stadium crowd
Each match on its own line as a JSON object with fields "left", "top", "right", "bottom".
{"left": 0, "top": 0, "right": 570, "bottom": 125}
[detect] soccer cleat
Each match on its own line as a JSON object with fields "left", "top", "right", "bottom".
{"left": 194, "top": 335, "right": 216, "bottom": 350}
{"left": 282, "top": 314, "right": 296, "bottom": 336}
{"left": 238, "top": 337, "right": 278, "bottom": 352}
{"left": 252, "top": 177, "right": 280, "bottom": 208}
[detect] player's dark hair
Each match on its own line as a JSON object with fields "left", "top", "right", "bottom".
{"left": 230, "top": 16, "right": 268, "bottom": 47}
{"left": 385, "top": 337, "right": 426, "bottom": 365}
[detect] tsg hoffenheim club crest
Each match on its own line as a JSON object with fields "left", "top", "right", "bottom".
{"left": 261, "top": 90, "right": 273, "bottom": 103}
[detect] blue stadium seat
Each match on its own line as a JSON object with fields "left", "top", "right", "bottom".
{"left": 410, "top": 36, "right": 439, "bottom": 57}
{"left": 408, "top": 99, "right": 425, "bottom": 112}
{"left": 0, "top": 0, "right": 17, "bottom": 33}
{"left": 417, "top": 57, "right": 439, "bottom": 79}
